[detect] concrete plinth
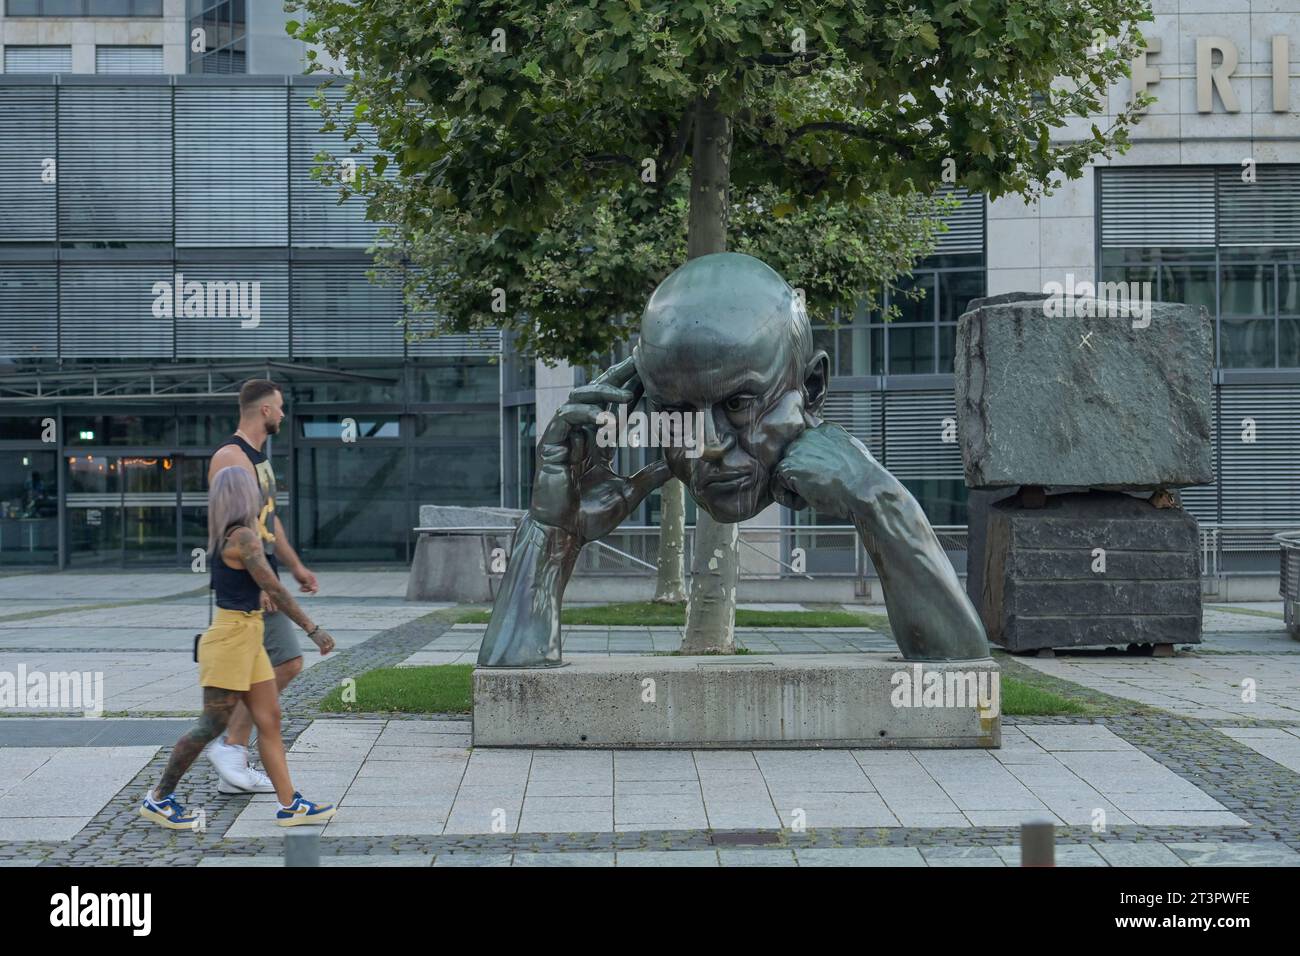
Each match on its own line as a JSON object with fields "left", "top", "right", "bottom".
{"left": 472, "top": 654, "right": 1001, "bottom": 749}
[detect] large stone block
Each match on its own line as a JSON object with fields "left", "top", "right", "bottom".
{"left": 955, "top": 292, "right": 1213, "bottom": 490}
{"left": 981, "top": 491, "right": 1202, "bottom": 651}
{"left": 417, "top": 505, "right": 524, "bottom": 528}
{"left": 407, "top": 505, "right": 524, "bottom": 602}
{"left": 473, "top": 654, "right": 1001, "bottom": 748}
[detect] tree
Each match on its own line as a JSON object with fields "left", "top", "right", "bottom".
{"left": 289, "top": 0, "right": 1152, "bottom": 645}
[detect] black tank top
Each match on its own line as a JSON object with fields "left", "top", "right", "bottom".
{"left": 213, "top": 434, "right": 278, "bottom": 574}
{"left": 211, "top": 525, "right": 263, "bottom": 612}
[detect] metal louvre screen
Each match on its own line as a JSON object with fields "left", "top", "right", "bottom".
{"left": 882, "top": 390, "right": 963, "bottom": 479}
{"left": 405, "top": 319, "right": 502, "bottom": 357}
{"left": 291, "top": 262, "right": 403, "bottom": 356}
{"left": 1217, "top": 166, "right": 1300, "bottom": 247}
{"left": 933, "top": 187, "right": 984, "bottom": 255}
{"left": 822, "top": 388, "right": 883, "bottom": 459}
{"left": 1217, "top": 384, "right": 1300, "bottom": 524}
{"left": 4, "top": 46, "right": 71, "bottom": 73}
{"left": 176, "top": 86, "right": 288, "bottom": 247}
{"left": 291, "top": 87, "right": 381, "bottom": 247}
{"left": 1100, "top": 167, "right": 1216, "bottom": 248}
{"left": 59, "top": 263, "right": 173, "bottom": 357}
{"left": 58, "top": 86, "right": 172, "bottom": 242}
{"left": 0, "top": 86, "right": 57, "bottom": 242}
{"left": 172, "top": 262, "right": 289, "bottom": 357}
{"left": 0, "top": 266, "right": 57, "bottom": 358}
{"left": 94, "top": 46, "right": 164, "bottom": 75}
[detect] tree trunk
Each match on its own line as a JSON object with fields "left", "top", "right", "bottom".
{"left": 679, "top": 89, "right": 739, "bottom": 654}
{"left": 652, "top": 478, "right": 687, "bottom": 603}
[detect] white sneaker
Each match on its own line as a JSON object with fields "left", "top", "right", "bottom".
{"left": 207, "top": 737, "right": 274, "bottom": 794}
{"left": 240, "top": 765, "right": 275, "bottom": 794}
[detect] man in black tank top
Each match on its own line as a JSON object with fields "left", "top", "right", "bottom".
{"left": 205, "top": 379, "right": 330, "bottom": 794}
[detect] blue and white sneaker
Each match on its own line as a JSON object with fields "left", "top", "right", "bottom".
{"left": 276, "top": 792, "right": 336, "bottom": 827}
{"left": 139, "top": 791, "right": 200, "bottom": 830}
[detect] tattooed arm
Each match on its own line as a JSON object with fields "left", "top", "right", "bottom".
{"left": 231, "top": 527, "right": 335, "bottom": 654}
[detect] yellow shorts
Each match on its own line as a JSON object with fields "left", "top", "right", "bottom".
{"left": 198, "top": 607, "right": 275, "bottom": 692}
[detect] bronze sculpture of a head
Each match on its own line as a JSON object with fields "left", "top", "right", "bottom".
{"left": 634, "top": 253, "right": 830, "bottom": 522}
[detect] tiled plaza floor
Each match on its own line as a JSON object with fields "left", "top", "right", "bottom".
{"left": 0, "top": 572, "right": 1297, "bottom": 866}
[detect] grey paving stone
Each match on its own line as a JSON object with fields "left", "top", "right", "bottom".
{"left": 1123, "top": 811, "right": 1248, "bottom": 826}
{"left": 0, "top": 819, "right": 86, "bottom": 841}
{"left": 433, "top": 852, "right": 513, "bottom": 867}
{"left": 1093, "top": 842, "right": 1188, "bottom": 867}
{"left": 767, "top": 792, "right": 899, "bottom": 828}
{"left": 892, "top": 812, "right": 970, "bottom": 827}
{"left": 795, "top": 847, "right": 926, "bottom": 867}
{"left": 512, "top": 852, "right": 615, "bottom": 867}
{"left": 717, "top": 848, "right": 797, "bottom": 867}
{"left": 616, "top": 850, "right": 719, "bottom": 867}
{"left": 517, "top": 811, "right": 614, "bottom": 834}
{"left": 1166, "top": 842, "right": 1300, "bottom": 866}
{"left": 198, "top": 854, "right": 434, "bottom": 867}
{"left": 992, "top": 844, "right": 1108, "bottom": 867}
{"left": 1018, "top": 725, "right": 1138, "bottom": 752}
{"left": 920, "top": 846, "right": 1006, "bottom": 867}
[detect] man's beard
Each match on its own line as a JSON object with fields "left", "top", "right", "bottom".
{"left": 265, "top": 419, "right": 280, "bottom": 436}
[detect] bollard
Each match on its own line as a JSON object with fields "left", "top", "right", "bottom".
{"left": 284, "top": 829, "right": 320, "bottom": 867}
{"left": 1020, "top": 819, "right": 1055, "bottom": 867}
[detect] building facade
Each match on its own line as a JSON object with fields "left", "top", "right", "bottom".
{"left": 2, "top": 1, "right": 1297, "bottom": 576}
{"left": 0, "top": 2, "right": 505, "bottom": 569}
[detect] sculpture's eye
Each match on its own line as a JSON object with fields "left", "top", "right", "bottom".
{"left": 724, "top": 394, "right": 754, "bottom": 414}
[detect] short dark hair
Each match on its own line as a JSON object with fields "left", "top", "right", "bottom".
{"left": 239, "top": 379, "right": 282, "bottom": 412}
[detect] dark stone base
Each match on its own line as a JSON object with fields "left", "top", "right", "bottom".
{"left": 981, "top": 491, "right": 1202, "bottom": 651}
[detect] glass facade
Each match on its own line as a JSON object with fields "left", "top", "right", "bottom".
{"left": 1099, "top": 165, "right": 1300, "bottom": 369}
{"left": 5, "top": 0, "right": 162, "bottom": 14}
{"left": 814, "top": 253, "right": 986, "bottom": 377}
{"left": 1101, "top": 245, "right": 1300, "bottom": 369}
{"left": 0, "top": 76, "right": 510, "bottom": 568}
{"left": 187, "top": 0, "right": 247, "bottom": 74}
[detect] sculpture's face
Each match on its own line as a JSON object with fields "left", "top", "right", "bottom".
{"left": 637, "top": 342, "right": 809, "bottom": 522}
{"left": 634, "top": 255, "right": 827, "bottom": 522}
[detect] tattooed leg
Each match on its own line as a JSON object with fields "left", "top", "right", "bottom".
{"left": 153, "top": 687, "right": 239, "bottom": 799}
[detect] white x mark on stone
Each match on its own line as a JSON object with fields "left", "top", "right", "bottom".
{"left": 1079, "top": 331, "right": 1095, "bottom": 350}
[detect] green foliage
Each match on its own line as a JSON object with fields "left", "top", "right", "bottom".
{"left": 288, "top": 0, "right": 1153, "bottom": 362}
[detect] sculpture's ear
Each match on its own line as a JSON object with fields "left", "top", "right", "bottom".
{"left": 803, "top": 350, "right": 830, "bottom": 415}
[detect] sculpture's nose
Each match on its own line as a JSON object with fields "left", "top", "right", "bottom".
{"left": 697, "top": 408, "right": 729, "bottom": 461}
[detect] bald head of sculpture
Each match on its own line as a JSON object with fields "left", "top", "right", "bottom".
{"left": 634, "top": 253, "right": 830, "bottom": 522}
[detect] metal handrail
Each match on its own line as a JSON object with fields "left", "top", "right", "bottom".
{"left": 591, "top": 538, "right": 659, "bottom": 573}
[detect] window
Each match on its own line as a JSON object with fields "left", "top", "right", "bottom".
{"left": 3, "top": 46, "right": 72, "bottom": 73}
{"left": 187, "top": 0, "right": 247, "bottom": 74}
{"left": 811, "top": 253, "right": 985, "bottom": 377}
{"left": 1099, "top": 166, "right": 1300, "bottom": 368}
{"left": 5, "top": 0, "right": 162, "bottom": 13}
{"left": 95, "top": 46, "right": 163, "bottom": 74}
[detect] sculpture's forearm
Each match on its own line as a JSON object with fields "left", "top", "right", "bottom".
{"left": 477, "top": 515, "right": 582, "bottom": 667}
{"left": 846, "top": 470, "right": 990, "bottom": 661}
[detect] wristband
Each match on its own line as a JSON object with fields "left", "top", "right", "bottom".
{"left": 307, "top": 625, "right": 320, "bottom": 638}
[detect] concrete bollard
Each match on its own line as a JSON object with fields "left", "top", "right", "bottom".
{"left": 284, "top": 830, "right": 320, "bottom": 867}
{"left": 1021, "top": 819, "right": 1055, "bottom": 867}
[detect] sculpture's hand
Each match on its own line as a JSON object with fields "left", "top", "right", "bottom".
{"left": 770, "top": 422, "right": 874, "bottom": 518}
{"left": 531, "top": 357, "right": 672, "bottom": 543}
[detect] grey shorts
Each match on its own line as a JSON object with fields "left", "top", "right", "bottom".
{"left": 261, "top": 609, "right": 302, "bottom": 667}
